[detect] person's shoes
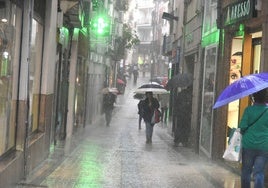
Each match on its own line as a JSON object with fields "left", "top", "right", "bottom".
{"left": 139, "top": 126, "right": 141, "bottom": 130}
{"left": 147, "top": 137, "right": 152, "bottom": 144}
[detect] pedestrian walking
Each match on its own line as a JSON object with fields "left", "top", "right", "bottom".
{"left": 158, "top": 94, "right": 169, "bottom": 123}
{"left": 103, "top": 92, "right": 116, "bottom": 126}
{"left": 174, "top": 86, "right": 192, "bottom": 147}
{"left": 239, "top": 88, "right": 268, "bottom": 188}
{"left": 142, "top": 91, "right": 160, "bottom": 143}
{"left": 133, "top": 64, "right": 139, "bottom": 84}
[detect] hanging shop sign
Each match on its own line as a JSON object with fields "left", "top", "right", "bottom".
{"left": 223, "top": 0, "right": 254, "bottom": 26}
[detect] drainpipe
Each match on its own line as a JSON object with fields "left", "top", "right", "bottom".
{"left": 61, "top": 27, "right": 73, "bottom": 139}
{"left": 212, "top": 0, "right": 226, "bottom": 160}
{"left": 261, "top": 0, "right": 268, "bottom": 71}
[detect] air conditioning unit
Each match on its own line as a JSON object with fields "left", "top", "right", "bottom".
{"left": 255, "top": 0, "right": 262, "bottom": 11}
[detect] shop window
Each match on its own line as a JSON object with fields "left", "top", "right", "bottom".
{"left": 200, "top": 45, "right": 217, "bottom": 157}
{"left": 0, "top": 2, "right": 21, "bottom": 156}
{"left": 228, "top": 38, "right": 242, "bottom": 131}
{"left": 29, "top": 19, "right": 43, "bottom": 132}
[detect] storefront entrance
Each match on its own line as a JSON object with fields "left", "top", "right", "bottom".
{"left": 226, "top": 31, "right": 262, "bottom": 144}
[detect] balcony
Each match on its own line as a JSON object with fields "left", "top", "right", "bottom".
{"left": 60, "top": 0, "right": 90, "bottom": 28}
{"left": 162, "top": 34, "right": 173, "bottom": 56}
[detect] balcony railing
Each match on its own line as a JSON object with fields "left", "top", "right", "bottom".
{"left": 162, "top": 34, "right": 173, "bottom": 55}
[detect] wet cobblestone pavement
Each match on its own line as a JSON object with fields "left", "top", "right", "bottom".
{"left": 17, "top": 78, "right": 242, "bottom": 188}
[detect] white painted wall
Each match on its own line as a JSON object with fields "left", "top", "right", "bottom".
{"left": 41, "top": 0, "right": 58, "bottom": 94}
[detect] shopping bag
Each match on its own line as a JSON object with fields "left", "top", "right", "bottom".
{"left": 223, "top": 128, "right": 242, "bottom": 161}
{"left": 151, "top": 109, "right": 161, "bottom": 124}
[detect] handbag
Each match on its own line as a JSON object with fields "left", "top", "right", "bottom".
{"left": 223, "top": 128, "right": 242, "bottom": 161}
{"left": 151, "top": 109, "right": 161, "bottom": 124}
{"left": 223, "top": 108, "right": 268, "bottom": 161}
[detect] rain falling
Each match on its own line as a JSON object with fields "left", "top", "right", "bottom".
{"left": 0, "top": 0, "right": 268, "bottom": 187}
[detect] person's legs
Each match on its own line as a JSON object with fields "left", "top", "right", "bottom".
{"left": 149, "top": 124, "right": 154, "bottom": 142}
{"left": 105, "top": 109, "right": 113, "bottom": 126}
{"left": 163, "top": 108, "right": 167, "bottom": 123}
{"left": 173, "top": 118, "right": 180, "bottom": 146}
{"left": 253, "top": 150, "right": 268, "bottom": 188}
{"left": 161, "top": 107, "right": 164, "bottom": 122}
{"left": 138, "top": 115, "right": 142, "bottom": 129}
{"left": 241, "top": 148, "right": 256, "bottom": 188}
{"left": 145, "top": 122, "right": 153, "bottom": 143}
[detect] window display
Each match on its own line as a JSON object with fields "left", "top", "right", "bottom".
{"left": 200, "top": 46, "right": 217, "bottom": 156}
{"left": 0, "top": 3, "right": 21, "bottom": 155}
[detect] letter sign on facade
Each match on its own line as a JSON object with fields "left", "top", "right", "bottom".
{"left": 223, "top": 0, "right": 254, "bottom": 26}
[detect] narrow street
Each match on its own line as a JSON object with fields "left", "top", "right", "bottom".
{"left": 18, "top": 75, "right": 241, "bottom": 188}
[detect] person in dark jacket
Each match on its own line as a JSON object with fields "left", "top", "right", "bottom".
{"left": 103, "top": 92, "right": 116, "bottom": 126}
{"left": 142, "top": 91, "right": 160, "bottom": 143}
{"left": 174, "top": 86, "right": 192, "bottom": 147}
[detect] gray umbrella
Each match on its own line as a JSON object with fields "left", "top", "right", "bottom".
{"left": 166, "top": 73, "right": 193, "bottom": 89}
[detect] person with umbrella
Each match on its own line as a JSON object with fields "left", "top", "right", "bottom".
{"left": 174, "top": 86, "right": 192, "bottom": 147}
{"left": 238, "top": 88, "right": 268, "bottom": 188}
{"left": 102, "top": 91, "right": 117, "bottom": 126}
{"left": 142, "top": 91, "right": 160, "bottom": 143}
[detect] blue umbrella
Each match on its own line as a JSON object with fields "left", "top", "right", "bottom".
{"left": 213, "top": 72, "right": 268, "bottom": 109}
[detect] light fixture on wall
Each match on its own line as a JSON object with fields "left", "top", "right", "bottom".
{"left": 162, "top": 12, "right": 178, "bottom": 21}
{"left": 0, "top": 0, "right": 7, "bottom": 23}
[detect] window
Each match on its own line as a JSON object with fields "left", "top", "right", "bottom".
{"left": 29, "top": 19, "right": 43, "bottom": 132}
{"left": 0, "top": 2, "right": 21, "bottom": 156}
{"left": 200, "top": 46, "right": 218, "bottom": 157}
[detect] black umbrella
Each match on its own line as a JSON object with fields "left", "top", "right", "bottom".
{"left": 166, "top": 73, "right": 193, "bottom": 89}
{"left": 135, "top": 82, "right": 168, "bottom": 94}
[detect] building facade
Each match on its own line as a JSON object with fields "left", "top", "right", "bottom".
{"left": 165, "top": 0, "right": 268, "bottom": 167}
{"left": 0, "top": 0, "right": 124, "bottom": 186}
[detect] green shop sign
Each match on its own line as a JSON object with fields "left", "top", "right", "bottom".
{"left": 223, "top": 0, "right": 254, "bottom": 26}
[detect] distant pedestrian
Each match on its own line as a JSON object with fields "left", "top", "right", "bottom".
{"left": 239, "top": 88, "right": 268, "bottom": 188}
{"left": 103, "top": 92, "right": 116, "bottom": 126}
{"left": 142, "top": 91, "right": 159, "bottom": 143}
{"left": 158, "top": 94, "right": 169, "bottom": 123}
{"left": 133, "top": 64, "right": 139, "bottom": 84}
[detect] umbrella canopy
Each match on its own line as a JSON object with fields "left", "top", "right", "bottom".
{"left": 101, "top": 87, "right": 119, "bottom": 95}
{"left": 117, "top": 78, "right": 125, "bottom": 85}
{"left": 166, "top": 73, "right": 193, "bottom": 89}
{"left": 150, "top": 76, "right": 168, "bottom": 87}
{"left": 213, "top": 72, "right": 268, "bottom": 109}
{"left": 134, "top": 82, "right": 168, "bottom": 94}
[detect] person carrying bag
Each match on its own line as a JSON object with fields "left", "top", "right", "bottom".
{"left": 142, "top": 92, "right": 159, "bottom": 144}
{"left": 238, "top": 89, "right": 268, "bottom": 188}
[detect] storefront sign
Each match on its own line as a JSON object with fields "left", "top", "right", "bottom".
{"left": 223, "top": 0, "right": 254, "bottom": 26}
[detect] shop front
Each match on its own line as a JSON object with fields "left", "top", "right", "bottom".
{"left": 215, "top": 0, "right": 267, "bottom": 162}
